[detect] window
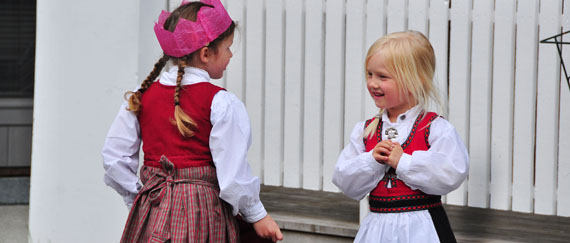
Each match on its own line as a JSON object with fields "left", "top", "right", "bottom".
{"left": 0, "top": 0, "right": 36, "bottom": 98}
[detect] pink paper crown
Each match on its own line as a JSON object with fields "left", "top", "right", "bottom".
{"left": 154, "top": 0, "right": 233, "bottom": 57}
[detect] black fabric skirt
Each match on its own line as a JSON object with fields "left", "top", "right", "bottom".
{"left": 428, "top": 206, "right": 457, "bottom": 243}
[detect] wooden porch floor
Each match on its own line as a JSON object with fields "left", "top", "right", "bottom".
{"left": 261, "top": 185, "right": 570, "bottom": 242}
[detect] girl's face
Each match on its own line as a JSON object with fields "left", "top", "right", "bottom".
{"left": 366, "top": 51, "right": 413, "bottom": 117}
{"left": 205, "top": 33, "right": 234, "bottom": 79}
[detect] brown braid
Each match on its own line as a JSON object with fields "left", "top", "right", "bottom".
{"left": 125, "top": 55, "right": 170, "bottom": 115}
{"left": 172, "top": 56, "right": 197, "bottom": 137}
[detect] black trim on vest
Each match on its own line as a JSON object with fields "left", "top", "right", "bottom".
{"left": 424, "top": 114, "right": 440, "bottom": 148}
{"left": 400, "top": 113, "right": 425, "bottom": 149}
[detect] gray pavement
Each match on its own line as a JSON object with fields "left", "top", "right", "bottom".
{"left": 0, "top": 205, "right": 28, "bottom": 243}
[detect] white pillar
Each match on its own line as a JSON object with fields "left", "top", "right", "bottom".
{"left": 29, "top": 0, "right": 163, "bottom": 242}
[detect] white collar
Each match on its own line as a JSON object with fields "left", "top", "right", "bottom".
{"left": 158, "top": 66, "right": 211, "bottom": 86}
{"left": 381, "top": 105, "right": 423, "bottom": 125}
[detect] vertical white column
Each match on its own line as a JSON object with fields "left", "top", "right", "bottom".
{"left": 363, "top": 0, "right": 387, "bottom": 118}
{"left": 447, "top": 0, "right": 472, "bottom": 206}
{"left": 428, "top": 0, "right": 449, "bottom": 114}
{"left": 535, "top": 0, "right": 562, "bottom": 215}
{"left": 302, "top": 0, "right": 324, "bottom": 190}
{"left": 226, "top": 0, "right": 245, "bottom": 100}
{"left": 490, "top": 0, "right": 516, "bottom": 211}
{"left": 386, "top": 0, "right": 407, "bottom": 33}
{"left": 557, "top": 0, "right": 570, "bottom": 218}
{"left": 245, "top": 0, "right": 265, "bottom": 179}
{"left": 263, "top": 0, "right": 284, "bottom": 186}
{"left": 512, "top": 0, "right": 539, "bottom": 214}
{"left": 468, "top": 0, "right": 493, "bottom": 208}
{"left": 344, "top": 0, "right": 365, "bottom": 146}
{"left": 30, "top": 0, "right": 164, "bottom": 242}
{"left": 283, "top": 0, "right": 304, "bottom": 188}
{"left": 322, "top": 0, "right": 345, "bottom": 192}
{"left": 407, "top": 0, "right": 429, "bottom": 34}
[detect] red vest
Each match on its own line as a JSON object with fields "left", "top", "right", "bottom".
{"left": 364, "top": 112, "right": 441, "bottom": 213}
{"left": 138, "top": 81, "right": 224, "bottom": 169}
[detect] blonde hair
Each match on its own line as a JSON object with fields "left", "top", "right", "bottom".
{"left": 363, "top": 30, "right": 443, "bottom": 139}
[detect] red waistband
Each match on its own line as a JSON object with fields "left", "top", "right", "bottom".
{"left": 369, "top": 194, "right": 442, "bottom": 213}
{"left": 144, "top": 155, "right": 213, "bottom": 169}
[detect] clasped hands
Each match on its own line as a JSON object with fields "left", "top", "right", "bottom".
{"left": 372, "top": 140, "right": 403, "bottom": 169}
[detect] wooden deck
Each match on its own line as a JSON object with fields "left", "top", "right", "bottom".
{"left": 261, "top": 185, "right": 570, "bottom": 242}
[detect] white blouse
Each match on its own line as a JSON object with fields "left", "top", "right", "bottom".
{"left": 102, "top": 66, "right": 267, "bottom": 223}
{"left": 332, "top": 105, "right": 469, "bottom": 242}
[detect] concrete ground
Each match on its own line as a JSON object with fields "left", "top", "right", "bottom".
{"left": 0, "top": 205, "right": 28, "bottom": 243}
{"left": 5, "top": 187, "right": 570, "bottom": 243}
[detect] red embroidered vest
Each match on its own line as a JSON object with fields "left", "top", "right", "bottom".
{"left": 139, "top": 81, "right": 224, "bottom": 169}
{"left": 364, "top": 112, "right": 442, "bottom": 213}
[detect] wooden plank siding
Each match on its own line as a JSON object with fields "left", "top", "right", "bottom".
{"left": 181, "top": 0, "right": 570, "bottom": 217}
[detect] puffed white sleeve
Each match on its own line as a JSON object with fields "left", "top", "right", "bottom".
{"left": 332, "top": 121, "right": 388, "bottom": 201}
{"left": 396, "top": 117, "right": 469, "bottom": 195}
{"left": 209, "top": 90, "right": 267, "bottom": 223}
{"left": 101, "top": 101, "right": 142, "bottom": 209}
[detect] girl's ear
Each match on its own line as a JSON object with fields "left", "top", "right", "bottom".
{"left": 198, "top": 47, "right": 210, "bottom": 64}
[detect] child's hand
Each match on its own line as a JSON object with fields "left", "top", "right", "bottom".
{"left": 372, "top": 140, "right": 394, "bottom": 164}
{"left": 253, "top": 214, "right": 284, "bottom": 242}
{"left": 372, "top": 140, "right": 403, "bottom": 169}
{"left": 384, "top": 142, "right": 403, "bottom": 169}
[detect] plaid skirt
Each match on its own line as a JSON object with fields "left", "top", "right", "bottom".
{"left": 121, "top": 156, "right": 238, "bottom": 243}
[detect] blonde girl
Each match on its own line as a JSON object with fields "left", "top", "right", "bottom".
{"left": 333, "top": 31, "right": 468, "bottom": 243}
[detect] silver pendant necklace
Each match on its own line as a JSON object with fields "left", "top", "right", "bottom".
{"left": 383, "top": 127, "right": 398, "bottom": 188}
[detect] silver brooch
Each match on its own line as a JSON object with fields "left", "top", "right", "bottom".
{"left": 385, "top": 127, "right": 398, "bottom": 141}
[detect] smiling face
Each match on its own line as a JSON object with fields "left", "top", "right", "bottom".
{"left": 366, "top": 51, "right": 415, "bottom": 118}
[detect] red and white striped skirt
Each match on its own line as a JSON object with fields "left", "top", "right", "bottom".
{"left": 120, "top": 156, "right": 238, "bottom": 243}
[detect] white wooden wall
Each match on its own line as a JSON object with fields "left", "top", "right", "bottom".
{"left": 169, "top": 0, "right": 569, "bottom": 217}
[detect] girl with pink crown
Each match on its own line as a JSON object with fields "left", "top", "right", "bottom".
{"left": 102, "top": 1, "right": 283, "bottom": 242}
{"left": 332, "top": 31, "right": 469, "bottom": 243}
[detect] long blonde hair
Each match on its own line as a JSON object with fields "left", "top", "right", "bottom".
{"left": 363, "top": 30, "right": 443, "bottom": 139}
